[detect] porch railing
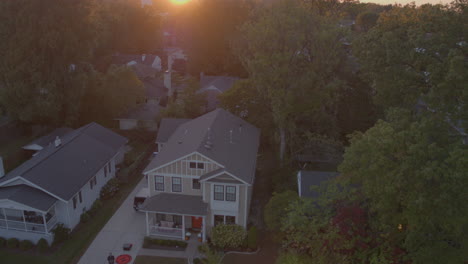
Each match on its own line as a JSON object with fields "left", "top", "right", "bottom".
{"left": 0, "top": 218, "right": 56, "bottom": 234}
{"left": 149, "top": 225, "right": 183, "bottom": 239}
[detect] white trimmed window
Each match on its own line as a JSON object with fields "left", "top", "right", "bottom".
{"left": 226, "top": 186, "right": 236, "bottom": 202}
{"left": 214, "top": 185, "right": 224, "bottom": 201}
{"left": 155, "top": 176, "right": 164, "bottom": 191}
{"left": 214, "top": 215, "right": 236, "bottom": 226}
{"left": 189, "top": 162, "right": 205, "bottom": 170}
{"left": 172, "top": 177, "right": 182, "bottom": 192}
{"left": 192, "top": 179, "right": 201, "bottom": 189}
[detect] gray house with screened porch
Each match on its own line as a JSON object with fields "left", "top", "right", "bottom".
{"left": 141, "top": 109, "right": 260, "bottom": 242}
{"left": 0, "top": 123, "right": 127, "bottom": 243}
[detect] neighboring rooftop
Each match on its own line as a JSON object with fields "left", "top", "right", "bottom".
{"left": 297, "top": 171, "right": 339, "bottom": 198}
{"left": 156, "top": 118, "right": 191, "bottom": 143}
{"left": 199, "top": 75, "right": 240, "bottom": 93}
{"left": 145, "top": 109, "right": 260, "bottom": 184}
{"left": 0, "top": 185, "right": 56, "bottom": 212}
{"left": 118, "top": 102, "right": 162, "bottom": 121}
{"left": 0, "top": 123, "right": 127, "bottom": 201}
{"left": 23, "top": 127, "right": 74, "bottom": 150}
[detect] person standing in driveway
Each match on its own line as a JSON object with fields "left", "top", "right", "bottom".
{"left": 107, "top": 252, "right": 115, "bottom": 264}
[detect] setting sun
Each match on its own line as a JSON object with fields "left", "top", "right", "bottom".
{"left": 170, "top": 0, "right": 191, "bottom": 5}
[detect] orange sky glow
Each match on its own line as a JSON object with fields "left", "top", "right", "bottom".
{"left": 170, "top": 0, "right": 191, "bottom": 5}
{"left": 360, "top": 0, "right": 451, "bottom": 5}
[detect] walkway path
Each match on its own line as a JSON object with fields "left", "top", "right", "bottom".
{"left": 78, "top": 177, "right": 147, "bottom": 264}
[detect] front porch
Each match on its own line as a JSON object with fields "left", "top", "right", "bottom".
{"left": 140, "top": 193, "right": 209, "bottom": 242}
{"left": 0, "top": 205, "right": 58, "bottom": 235}
{"left": 145, "top": 212, "right": 206, "bottom": 242}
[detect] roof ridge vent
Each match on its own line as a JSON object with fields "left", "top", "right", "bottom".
{"left": 54, "top": 136, "right": 62, "bottom": 147}
{"left": 204, "top": 127, "right": 213, "bottom": 149}
{"left": 230, "top": 129, "right": 233, "bottom": 144}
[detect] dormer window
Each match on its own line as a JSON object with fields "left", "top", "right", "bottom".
{"left": 189, "top": 162, "right": 204, "bottom": 169}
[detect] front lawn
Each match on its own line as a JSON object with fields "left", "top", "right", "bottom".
{"left": 0, "top": 131, "right": 155, "bottom": 264}
{"left": 134, "top": 255, "right": 186, "bottom": 264}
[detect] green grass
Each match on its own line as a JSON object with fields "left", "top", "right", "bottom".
{"left": 134, "top": 256, "right": 186, "bottom": 264}
{"left": 0, "top": 139, "right": 154, "bottom": 264}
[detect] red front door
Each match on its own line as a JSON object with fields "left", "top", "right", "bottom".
{"left": 192, "top": 216, "right": 202, "bottom": 229}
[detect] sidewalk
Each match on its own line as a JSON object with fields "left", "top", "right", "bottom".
{"left": 78, "top": 178, "right": 147, "bottom": 264}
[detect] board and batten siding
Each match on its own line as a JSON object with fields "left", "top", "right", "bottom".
{"left": 148, "top": 153, "right": 220, "bottom": 196}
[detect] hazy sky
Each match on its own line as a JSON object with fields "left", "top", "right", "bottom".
{"left": 360, "top": 0, "right": 450, "bottom": 5}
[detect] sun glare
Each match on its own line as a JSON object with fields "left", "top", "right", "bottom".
{"left": 170, "top": 0, "right": 190, "bottom": 5}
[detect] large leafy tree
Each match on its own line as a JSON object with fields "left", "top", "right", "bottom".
{"left": 0, "top": 0, "right": 98, "bottom": 125}
{"left": 339, "top": 110, "right": 468, "bottom": 263}
{"left": 235, "top": 0, "right": 346, "bottom": 161}
{"left": 353, "top": 2, "right": 468, "bottom": 126}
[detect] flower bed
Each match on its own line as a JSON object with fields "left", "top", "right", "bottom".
{"left": 142, "top": 237, "right": 187, "bottom": 251}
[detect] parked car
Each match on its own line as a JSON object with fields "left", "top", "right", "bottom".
{"left": 133, "top": 187, "right": 149, "bottom": 211}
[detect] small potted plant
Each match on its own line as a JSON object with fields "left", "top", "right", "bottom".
{"left": 197, "top": 233, "right": 202, "bottom": 242}
{"left": 185, "top": 232, "right": 191, "bottom": 241}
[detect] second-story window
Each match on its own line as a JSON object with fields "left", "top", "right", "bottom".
{"left": 189, "top": 162, "right": 205, "bottom": 169}
{"left": 172, "top": 177, "right": 182, "bottom": 192}
{"left": 214, "top": 185, "right": 224, "bottom": 201}
{"left": 226, "top": 186, "right": 236, "bottom": 202}
{"left": 104, "top": 163, "right": 108, "bottom": 177}
{"left": 78, "top": 191, "right": 82, "bottom": 203}
{"left": 192, "top": 179, "right": 201, "bottom": 189}
{"left": 155, "top": 176, "right": 164, "bottom": 191}
{"left": 73, "top": 196, "right": 77, "bottom": 209}
{"left": 90, "top": 176, "right": 97, "bottom": 190}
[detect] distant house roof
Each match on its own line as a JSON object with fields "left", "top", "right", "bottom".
{"left": 112, "top": 53, "right": 161, "bottom": 67}
{"left": 145, "top": 109, "right": 260, "bottom": 185}
{"left": 156, "top": 118, "right": 191, "bottom": 144}
{"left": 0, "top": 185, "right": 56, "bottom": 212}
{"left": 140, "top": 193, "right": 208, "bottom": 216}
{"left": 143, "top": 78, "right": 167, "bottom": 99}
{"left": 297, "top": 171, "right": 339, "bottom": 198}
{"left": 200, "top": 75, "right": 239, "bottom": 94}
{"left": 0, "top": 123, "right": 128, "bottom": 201}
{"left": 118, "top": 102, "right": 162, "bottom": 121}
{"left": 130, "top": 63, "right": 157, "bottom": 79}
{"left": 199, "top": 75, "right": 240, "bottom": 111}
{"left": 23, "top": 128, "right": 74, "bottom": 151}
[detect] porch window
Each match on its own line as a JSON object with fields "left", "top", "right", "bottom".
{"left": 214, "top": 185, "right": 224, "bottom": 201}
{"left": 155, "top": 176, "right": 164, "bottom": 191}
{"left": 214, "top": 215, "right": 224, "bottom": 226}
{"left": 4, "top": 208, "right": 23, "bottom": 221}
{"left": 173, "top": 215, "right": 182, "bottom": 226}
{"left": 226, "top": 216, "right": 236, "bottom": 225}
{"left": 226, "top": 186, "right": 236, "bottom": 202}
{"left": 192, "top": 179, "right": 201, "bottom": 189}
{"left": 0, "top": 209, "right": 4, "bottom": 220}
{"left": 172, "top": 177, "right": 182, "bottom": 192}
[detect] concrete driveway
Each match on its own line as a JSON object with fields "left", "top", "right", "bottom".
{"left": 78, "top": 177, "right": 147, "bottom": 264}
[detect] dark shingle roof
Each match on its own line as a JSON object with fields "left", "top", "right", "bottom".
{"left": 298, "top": 171, "right": 339, "bottom": 198}
{"left": 118, "top": 103, "right": 161, "bottom": 121}
{"left": 0, "top": 123, "right": 127, "bottom": 201}
{"left": 143, "top": 78, "right": 167, "bottom": 99}
{"left": 23, "top": 127, "right": 74, "bottom": 149}
{"left": 200, "top": 76, "right": 239, "bottom": 93}
{"left": 0, "top": 185, "right": 57, "bottom": 211}
{"left": 145, "top": 109, "right": 260, "bottom": 184}
{"left": 141, "top": 193, "right": 208, "bottom": 216}
{"left": 156, "top": 118, "right": 191, "bottom": 143}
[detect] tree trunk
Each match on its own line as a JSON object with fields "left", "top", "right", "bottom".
{"left": 279, "top": 127, "right": 286, "bottom": 163}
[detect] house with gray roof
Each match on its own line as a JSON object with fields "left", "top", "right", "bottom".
{"left": 199, "top": 74, "right": 240, "bottom": 112}
{"left": 0, "top": 123, "right": 127, "bottom": 243}
{"left": 297, "top": 171, "right": 339, "bottom": 198}
{"left": 141, "top": 109, "right": 260, "bottom": 241}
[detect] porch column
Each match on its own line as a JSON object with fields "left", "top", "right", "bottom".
{"left": 202, "top": 216, "right": 206, "bottom": 242}
{"left": 43, "top": 213, "right": 48, "bottom": 234}
{"left": 2, "top": 208, "right": 8, "bottom": 230}
{"left": 145, "top": 212, "right": 149, "bottom": 236}
{"left": 21, "top": 210, "right": 26, "bottom": 231}
{"left": 181, "top": 214, "right": 185, "bottom": 240}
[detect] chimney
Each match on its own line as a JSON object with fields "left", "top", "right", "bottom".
{"left": 142, "top": 54, "right": 146, "bottom": 62}
{"left": 0, "top": 156, "right": 4, "bottom": 178}
{"left": 54, "top": 136, "right": 62, "bottom": 147}
{"left": 164, "top": 70, "right": 172, "bottom": 97}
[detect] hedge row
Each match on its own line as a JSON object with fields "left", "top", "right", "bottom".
{"left": 143, "top": 237, "right": 188, "bottom": 248}
{"left": 0, "top": 237, "right": 49, "bottom": 252}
